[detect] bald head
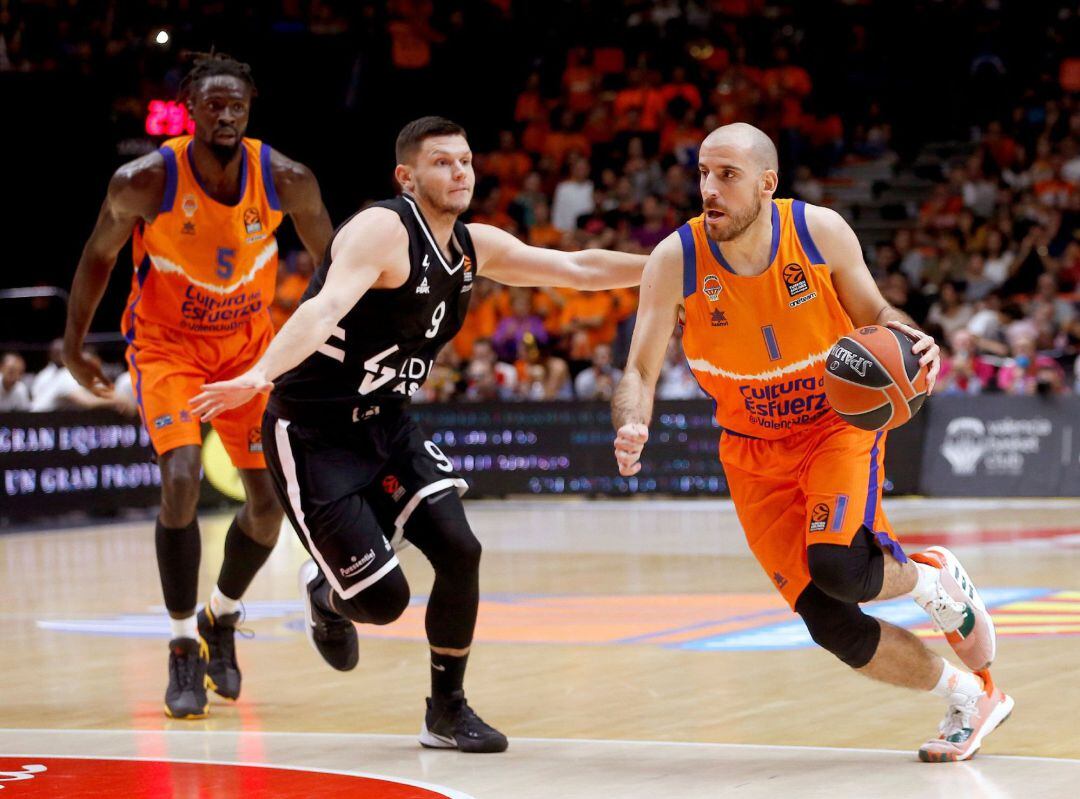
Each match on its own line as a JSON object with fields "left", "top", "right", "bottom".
{"left": 702, "top": 123, "right": 778, "bottom": 174}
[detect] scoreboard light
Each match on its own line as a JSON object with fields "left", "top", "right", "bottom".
{"left": 145, "top": 100, "right": 195, "bottom": 137}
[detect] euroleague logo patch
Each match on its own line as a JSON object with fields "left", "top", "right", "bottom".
{"left": 382, "top": 474, "right": 406, "bottom": 502}
{"left": 248, "top": 427, "right": 263, "bottom": 453}
{"left": 702, "top": 274, "right": 722, "bottom": 301}
{"left": 809, "top": 502, "right": 830, "bottom": 533}
{"left": 783, "top": 263, "right": 809, "bottom": 297}
{"left": 244, "top": 207, "right": 262, "bottom": 234}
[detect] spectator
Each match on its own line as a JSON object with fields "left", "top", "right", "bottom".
{"left": 30, "top": 347, "right": 117, "bottom": 411}
{"left": 463, "top": 339, "right": 516, "bottom": 401}
{"left": 514, "top": 333, "right": 571, "bottom": 400}
{"left": 0, "top": 352, "right": 30, "bottom": 411}
{"left": 927, "top": 281, "right": 974, "bottom": 338}
{"left": 997, "top": 336, "right": 1067, "bottom": 395}
{"left": 657, "top": 335, "right": 704, "bottom": 399}
{"left": 1029, "top": 273, "right": 1076, "bottom": 329}
{"left": 492, "top": 289, "right": 547, "bottom": 362}
{"left": 936, "top": 330, "right": 994, "bottom": 395}
{"left": 574, "top": 343, "right": 622, "bottom": 400}
{"left": 551, "top": 158, "right": 594, "bottom": 232}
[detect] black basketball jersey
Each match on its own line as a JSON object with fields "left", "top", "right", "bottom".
{"left": 268, "top": 194, "right": 476, "bottom": 424}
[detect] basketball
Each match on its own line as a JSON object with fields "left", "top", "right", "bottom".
{"left": 824, "top": 325, "right": 928, "bottom": 431}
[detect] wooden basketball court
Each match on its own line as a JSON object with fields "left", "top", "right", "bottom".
{"left": 3, "top": 497, "right": 1079, "bottom": 797}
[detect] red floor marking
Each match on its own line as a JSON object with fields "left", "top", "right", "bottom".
{"left": 0, "top": 757, "right": 460, "bottom": 798}
{"left": 899, "top": 527, "right": 1080, "bottom": 546}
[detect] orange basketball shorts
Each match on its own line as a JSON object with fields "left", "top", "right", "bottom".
{"left": 720, "top": 413, "right": 904, "bottom": 609}
{"left": 125, "top": 319, "right": 273, "bottom": 470}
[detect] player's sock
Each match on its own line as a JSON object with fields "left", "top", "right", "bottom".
{"left": 930, "top": 658, "right": 984, "bottom": 701}
{"left": 156, "top": 518, "right": 201, "bottom": 618}
{"left": 311, "top": 576, "right": 339, "bottom": 616}
{"left": 430, "top": 650, "right": 469, "bottom": 700}
{"left": 909, "top": 560, "right": 941, "bottom": 607}
{"left": 209, "top": 585, "right": 241, "bottom": 617}
{"left": 170, "top": 614, "right": 198, "bottom": 640}
{"left": 215, "top": 517, "right": 274, "bottom": 601}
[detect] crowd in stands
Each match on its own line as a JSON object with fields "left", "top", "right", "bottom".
{"left": 4, "top": 0, "right": 1079, "bottom": 409}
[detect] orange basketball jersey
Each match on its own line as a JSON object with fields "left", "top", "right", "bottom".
{"left": 678, "top": 199, "right": 854, "bottom": 440}
{"left": 123, "top": 135, "right": 284, "bottom": 343}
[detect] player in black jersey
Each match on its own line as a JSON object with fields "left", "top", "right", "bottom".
{"left": 191, "top": 116, "right": 646, "bottom": 752}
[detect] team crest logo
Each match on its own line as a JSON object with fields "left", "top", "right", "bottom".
{"left": 244, "top": 207, "right": 262, "bottom": 234}
{"left": 248, "top": 427, "right": 263, "bottom": 453}
{"left": 182, "top": 193, "right": 198, "bottom": 217}
{"left": 702, "top": 274, "right": 722, "bottom": 302}
{"left": 783, "top": 263, "right": 809, "bottom": 297}
{"left": 809, "top": 502, "right": 830, "bottom": 533}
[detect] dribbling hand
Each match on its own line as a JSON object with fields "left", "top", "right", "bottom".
{"left": 614, "top": 423, "right": 649, "bottom": 477}
{"left": 190, "top": 371, "right": 273, "bottom": 421}
{"left": 886, "top": 320, "right": 940, "bottom": 396}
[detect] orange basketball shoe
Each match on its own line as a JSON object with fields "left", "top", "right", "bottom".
{"left": 910, "top": 546, "right": 996, "bottom": 671}
{"left": 919, "top": 670, "right": 1014, "bottom": 762}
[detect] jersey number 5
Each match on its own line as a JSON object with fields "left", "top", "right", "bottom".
{"left": 216, "top": 248, "right": 236, "bottom": 280}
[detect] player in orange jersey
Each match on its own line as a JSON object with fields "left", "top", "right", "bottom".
{"left": 613, "top": 123, "right": 1012, "bottom": 762}
{"left": 62, "top": 53, "right": 333, "bottom": 720}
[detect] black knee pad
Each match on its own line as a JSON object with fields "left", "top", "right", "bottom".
{"left": 335, "top": 567, "right": 410, "bottom": 626}
{"left": 795, "top": 582, "right": 881, "bottom": 668}
{"left": 806, "top": 526, "right": 884, "bottom": 604}
{"left": 406, "top": 490, "right": 482, "bottom": 577}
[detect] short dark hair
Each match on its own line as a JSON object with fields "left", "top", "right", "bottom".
{"left": 180, "top": 51, "right": 257, "bottom": 101}
{"left": 395, "top": 116, "right": 467, "bottom": 164}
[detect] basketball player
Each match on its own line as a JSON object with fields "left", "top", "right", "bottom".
{"left": 612, "top": 123, "right": 1011, "bottom": 762}
{"left": 190, "top": 116, "right": 646, "bottom": 752}
{"left": 63, "top": 53, "right": 333, "bottom": 719}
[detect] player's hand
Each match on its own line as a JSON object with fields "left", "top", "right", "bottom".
{"left": 190, "top": 371, "right": 273, "bottom": 421}
{"left": 886, "top": 320, "right": 940, "bottom": 396}
{"left": 614, "top": 423, "right": 649, "bottom": 477}
{"left": 63, "top": 349, "right": 113, "bottom": 398}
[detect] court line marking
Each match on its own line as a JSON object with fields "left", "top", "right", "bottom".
{"left": 0, "top": 751, "right": 477, "bottom": 799}
{"left": 3, "top": 728, "right": 1078, "bottom": 765}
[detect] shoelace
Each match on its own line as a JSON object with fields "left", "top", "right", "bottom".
{"left": 171, "top": 649, "right": 199, "bottom": 692}
{"left": 454, "top": 702, "right": 495, "bottom": 736}
{"left": 313, "top": 606, "right": 354, "bottom": 641}
{"left": 927, "top": 587, "right": 967, "bottom": 632}
{"left": 939, "top": 695, "right": 980, "bottom": 736}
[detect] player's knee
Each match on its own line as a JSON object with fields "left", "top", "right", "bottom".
{"left": 240, "top": 501, "right": 283, "bottom": 547}
{"left": 337, "top": 568, "right": 410, "bottom": 626}
{"left": 158, "top": 466, "right": 201, "bottom": 524}
{"left": 409, "top": 493, "right": 481, "bottom": 576}
{"left": 806, "top": 539, "right": 880, "bottom": 605}
{"left": 795, "top": 583, "right": 881, "bottom": 669}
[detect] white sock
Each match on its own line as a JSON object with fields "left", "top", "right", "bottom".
{"left": 209, "top": 585, "right": 241, "bottom": 617}
{"left": 910, "top": 561, "right": 941, "bottom": 607}
{"left": 170, "top": 614, "right": 198, "bottom": 640}
{"left": 931, "top": 659, "right": 984, "bottom": 701}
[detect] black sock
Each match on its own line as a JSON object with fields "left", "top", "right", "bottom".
{"left": 215, "top": 517, "right": 274, "bottom": 601}
{"left": 430, "top": 651, "right": 469, "bottom": 700}
{"left": 312, "top": 575, "right": 337, "bottom": 615}
{"left": 155, "top": 518, "right": 201, "bottom": 614}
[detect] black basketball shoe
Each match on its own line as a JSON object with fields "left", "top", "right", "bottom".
{"left": 164, "top": 637, "right": 210, "bottom": 720}
{"left": 298, "top": 559, "right": 359, "bottom": 671}
{"left": 420, "top": 691, "right": 509, "bottom": 753}
{"left": 197, "top": 607, "right": 243, "bottom": 700}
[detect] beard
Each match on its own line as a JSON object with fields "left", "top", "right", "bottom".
{"left": 704, "top": 200, "right": 762, "bottom": 242}
{"left": 414, "top": 180, "right": 472, "bottom": 217}
{"left": 208, "top": 138, "right": 241, "bottom": 165}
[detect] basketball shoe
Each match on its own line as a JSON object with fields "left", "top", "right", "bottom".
{"left": 910, "top": 546, "right": 996, "bottom": 671}
{"left": 164, "top": 637, "right": 210, "bottom": 719}
{"left": 919, "top": 670, "right": 1014, "bottom": 762}
{"left": 298, "top": 559, "right": 359, "bottom": 671}
{"left": 197, "top": 607, "right": 243, "bottom": 700}
{"left": 420, "top": 690, "right": 509, "bottom": 753}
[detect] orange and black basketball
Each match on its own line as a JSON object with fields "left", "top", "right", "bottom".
{"left": 824, "top": 325, "right": 928, "bottom": 431}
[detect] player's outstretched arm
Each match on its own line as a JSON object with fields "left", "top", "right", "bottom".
{"left": 191, "top": 209, "right": 403, "bottom": 420}
{"left": 468, "top": 223, "right": 646, "bottom": 290}
{"left": 611, "top": 234, "right": 683, "bottom": 477}
{"left": 63, "top": 154, "right": 164, "bottom": 397}
{"left": 808, "top": 204, "right": 941, "bottom": 393}
{"left": 271, "top": 150, "right": 335, "bottom": 261}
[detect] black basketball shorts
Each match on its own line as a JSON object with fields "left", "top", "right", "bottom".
{"left": 262, "top": 407, "right": 467, "bottom": 599}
